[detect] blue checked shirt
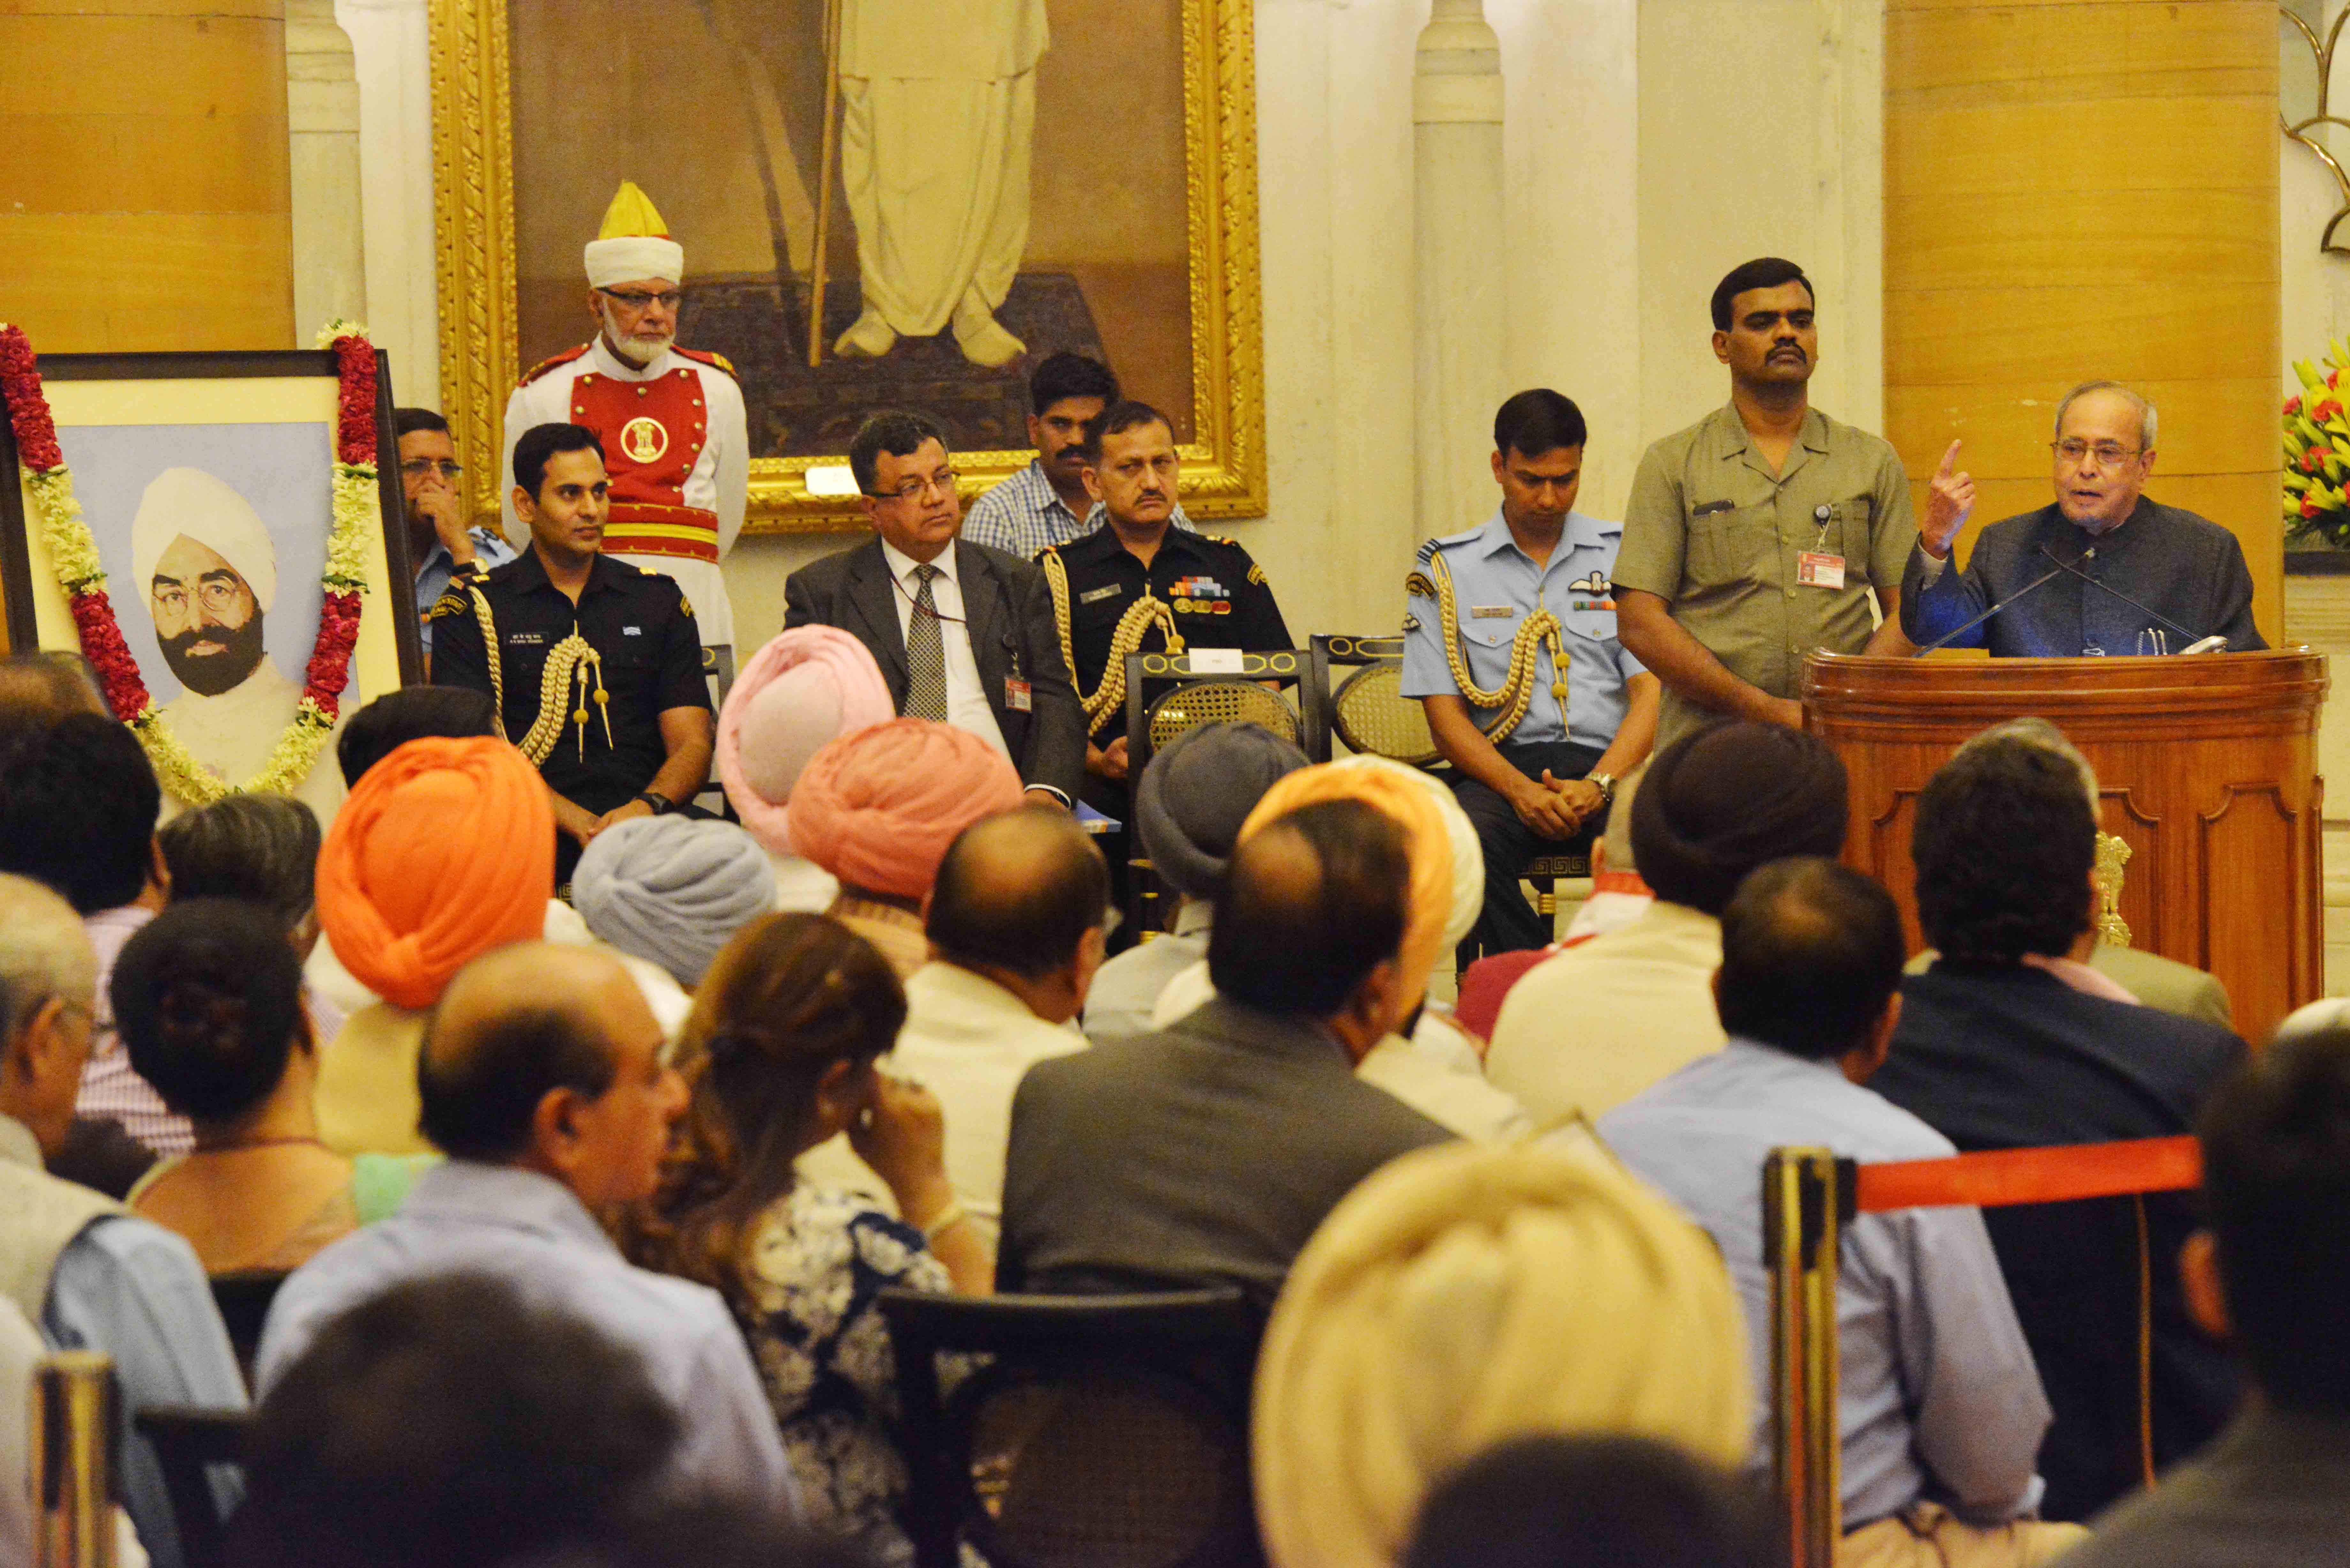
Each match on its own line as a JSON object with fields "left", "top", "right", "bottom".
{"left": 414, "top": 526, "right": 517, "bottom": 653}
{"left": 963, "top": 458, "right": 1194, "bottom": 559}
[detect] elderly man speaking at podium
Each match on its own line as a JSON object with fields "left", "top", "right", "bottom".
{"left": 1900, "top": 381, "right": 2264, "bottom": 657}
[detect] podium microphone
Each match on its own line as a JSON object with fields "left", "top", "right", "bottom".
{"left": 1909, "top": 559, "right": 2067, "bottom": 656}
{"left": 2036, "top": 544, "right": 2223, "bottom": 654}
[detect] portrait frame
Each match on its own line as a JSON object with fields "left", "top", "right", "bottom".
{"left": 427, "top": 0, "right": 1265, "bottom": 534}
{"left": 0, "top": 348, "right": 421, "bottom": 766}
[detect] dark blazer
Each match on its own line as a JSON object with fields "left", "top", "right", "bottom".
{"left": 1873, "top": 961, "right": 2248, "bottom": 1522}
{"left": 782, "top": 537, "right": 1085, "bottom": 803}
{"left": 998, "top": 997, "right": 1455, "bottom": 1312}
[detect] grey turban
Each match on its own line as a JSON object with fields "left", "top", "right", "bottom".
{"left": 1135, "top": 721, "right": 1309, "bottom": 901}
{"left": 1631, "top": 720, "right": 1849, "bottom": 917}
{"left": 572, "top": 815, "right": 777, "bottom": 987}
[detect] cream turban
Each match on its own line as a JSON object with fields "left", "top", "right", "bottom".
{"left": 1252, "top": 1138, "right": 1752, "bottom": 1568}
{"left": 716, "top": 627, "right": 897, "bottom": 855}
{"left": 1239, "top": 761, "right": 1454, "bottom": 1010}
{"left": 315, "top": 736, "right": 554, "bottom": 1010}
{"left": 785, "top": 719, "right": 1026, "bottom": 901}
{"left": 129, "top": 467, "right": 277, "bottom": 613}
{"left": 584, "top": 180, "right": 684, "bottom": 290}
{"left": 1331, "top": 755, "right": 1483, "bottom": 959}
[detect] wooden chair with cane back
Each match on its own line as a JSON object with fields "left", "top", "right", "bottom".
{"left": 1120, "top": 648, "right": 1324, "bottom": 938}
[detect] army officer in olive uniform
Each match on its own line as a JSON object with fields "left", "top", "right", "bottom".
{"left": 432, "top": 422, "right": 714, "bottom": 886}
{"left": 1405, "top": 390, "right": 1660, "bottom": 958}
{"left": 1614, "top": 257, "right": 1917, "bottom": 749}
{"left": 1039, "top": 401, "right": 1293, "bottom": 815}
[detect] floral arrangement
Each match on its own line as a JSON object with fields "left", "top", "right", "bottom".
{"left": 2285, "top": 344, "right": 2350, "bottom": 549}
{"left": 0, "top": 321, "right": 379, "bottom": 803}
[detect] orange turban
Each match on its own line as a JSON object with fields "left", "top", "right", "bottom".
{"left": 1239, "top": 761, "right": 1454, "bottom": 1011}
{"left": 784, "top": 719, "right": 1026, "bottom": 901}
{"left": 315, "top": 735, "right": 554, "bottom": 1010}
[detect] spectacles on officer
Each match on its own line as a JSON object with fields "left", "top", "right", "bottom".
{"left": 598, "top": 287, "right": 684, "bottom": 314}
{"left": 870, "top": 468, "right": 961, "bottom": 505}
{"left": 401, "top": 458, "right": 466, "bottom": 481}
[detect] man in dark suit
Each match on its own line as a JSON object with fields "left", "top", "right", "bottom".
{"left": 998, "top": 795, "right": 1454, "bottom": 1311}
{"left": 1871, "top": 724, "right": 2247, "bottom": 1522}
{"left": 783, "top": 411, "right": 1085, "bottom": 805}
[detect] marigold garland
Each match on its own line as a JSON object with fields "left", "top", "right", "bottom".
{"left": 0, "top": 320, "right": 380, "bottom": 803}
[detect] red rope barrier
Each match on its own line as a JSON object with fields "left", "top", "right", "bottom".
{"left": 1854, "top": 1135, "right": 2201, "bottom": 1213}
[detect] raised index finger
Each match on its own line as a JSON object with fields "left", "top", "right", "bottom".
{"left": 1935, "top": 438, "right": 1962, "bottom": 479}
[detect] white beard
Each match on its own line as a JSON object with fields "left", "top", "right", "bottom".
{"left": 599, "top": 303, "right": 674, "bottom": 369}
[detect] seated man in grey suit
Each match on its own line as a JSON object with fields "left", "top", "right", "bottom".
{"left": 998, "top": 796, "right": 1454, "bottom": 1310}
{"left": 783, "top": 411, "right": 1085, "bottom": 805}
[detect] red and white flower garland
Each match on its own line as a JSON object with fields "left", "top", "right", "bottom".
{"left": 0, "top": 321, "right": 379, "bottom": 804}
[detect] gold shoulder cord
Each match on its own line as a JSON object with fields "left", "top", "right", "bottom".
{"left": 1404, "top": 549, "right": 1566, "bottom": 743}
{"left": 1042, "top": 548, "right": 1185, "bottom": 732}
{"left": 466, "top": 584, "right": 612, "bottom": 765}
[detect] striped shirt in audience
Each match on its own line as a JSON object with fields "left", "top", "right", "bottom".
{"left": 79, "top": 906, "right": 193, "bottom": 1157}
{"left": 960, "top": 457, "right": 1194, "bottom": 560}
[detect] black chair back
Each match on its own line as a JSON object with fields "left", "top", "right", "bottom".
{"left": 877, "top": 1286, "right": 1266, "bottom": 1568}
{"left": 208, "top": 1270, "right": 287, "bottom": 1377}
{"left": 134, "top": 1405, "right": 250, "bottom": 1568}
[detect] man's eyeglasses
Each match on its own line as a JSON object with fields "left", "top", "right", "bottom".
{"left": 873, "top": 469, "right": 960, "bottom": 504}
{"left": 2052, "top": 439, "right": 2141, "bottom": 469}
{"left": 152, "top": 582, "right": 246, "bottom": 615}
{"left": 599, "top": 288, "right": 684, "bottom": 313}
{"left": 401, "top": 459, "right": 465, "bottom": 481}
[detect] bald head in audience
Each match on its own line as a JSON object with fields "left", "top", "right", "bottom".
{"left": 927, "top": 807, "right": 1110, "bottom": 1025}
{"left": 419, "top": 943, "right": 685, "bottom": 1204}
{"left": 0, "top": 652, "right": 106, "bottom": 755}
{"left": 1210, "top": 797, "right": 1414, "bottom": 1061}
{"left": 0, "top": 873, "right": 100, "bottom": 1160}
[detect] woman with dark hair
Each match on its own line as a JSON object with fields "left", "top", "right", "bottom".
{"left": 623, "top": 912, "right": 988, "bottom": 1564}
{"left": 113, "top": 899, "right": 431, "bottom": 1274}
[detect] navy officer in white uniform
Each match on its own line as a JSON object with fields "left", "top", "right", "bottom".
{"left": 1403, "top": 390, "right": 1662, "bottom": 958}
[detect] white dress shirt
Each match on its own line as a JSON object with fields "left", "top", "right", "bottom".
{"left": 878, "top": 540, "right": 1010, "bottom": 757}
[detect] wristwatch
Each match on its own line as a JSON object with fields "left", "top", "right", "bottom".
{"left": 634, "top": 791, "right": 674, "bottom": 816}
{"left": 1588, "top": 771, "right": 1618, "bottom": 805}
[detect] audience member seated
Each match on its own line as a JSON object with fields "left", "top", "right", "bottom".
{"left": 716, "top": 626, "right": 896, "bottom": 912}
{"left": 1898, "top": 719, "right": 2234, "bottom": 1030}
{"left": 1870, "top": 729, "right": 2244, "bottom": 1521}
{"left": 1488, "top": 722, "right": 1847, "bottom": 1121}
{"left": 311, "top": 735, "right": 555, "bottom": 1154}
{"left": 257, "top": 941, "right": 797, "bottom": 1508}
{"left": 0, "top": 649, "right": 108, "bottom": 749}
{"left": 999, "top": 797, "right": 1452, "bottom": 1308}
{"left": 1253, "top": 1140, "right": 1751, "bottom": 1568}
{"left": 157, "top": 790, "right": 342, "bottom": 1036}
{"left": 0, "top": 873, "right": 245, "bottom": 1568}
{"left": 236, "top": 1273, "right": 686, "bottom": 1568}
{"left": 1083, "top": 720, "right": 1307, "bottom": 1039}
{"left": 1404, "top": 1434, "right": 1782, "bottom": 1568}
{"left": 575, "top": 816, "right": 779, "bottom": 989}
{"left": 2056, "top": 1004, "right": 2350, "bottom": 1567}
{"left": 625, "top": 914, "right": 986, "bottom": 1563}
{"left": 112, "top": 899, "right": 431, "bottom": 1274}
{"left": 1452, "top": 759, "right": 1653, "bottom": 1040}
{"left": 1600, "top": 859, "right": 2080, "bottom": 1568}
{"left": 0, "top": 713, "right": 193, "bottom": 1158}
{"left": 784, "top": 717, "right": 1027, "bottom": 977}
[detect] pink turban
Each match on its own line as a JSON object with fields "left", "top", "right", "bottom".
{"left": 785, "top": 719, "right": 1025, "bottom": 900}
{"left": 716, "top": 627, "right": 897, "bottom": 855}
{"left": 315, "top": 736, "right": 553, "bottom": 1010}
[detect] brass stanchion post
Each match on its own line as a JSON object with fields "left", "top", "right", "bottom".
{"left": 1765, "top": 1148, "right": 1848, "bottom": 1568}
{"left": 33, "top": 1350, "right": 117, "bottom": 1568}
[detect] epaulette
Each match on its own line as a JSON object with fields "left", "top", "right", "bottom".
{"left": 516, "top": 343, "right": 590, "bottom": 388}
{"left": 1202, "top": 533, "right": 1242, "bottom": 548}
{"left": 672, "top": 346, "right": 738, "bottom": 380}
{"left": 1420, "top": 525, "right": 1484, "bottom": 561}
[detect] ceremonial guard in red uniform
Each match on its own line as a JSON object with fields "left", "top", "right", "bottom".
{"left": 502, "top": 181, "right": 750, "bottom": 663}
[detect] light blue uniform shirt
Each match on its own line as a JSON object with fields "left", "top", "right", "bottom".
{"left": 1400, "top": 508, "right": 1647, "bottom": 750}
{"left": 1593, "top": 1041, "right": 2052, "bottom": 1530}
{"left": 256, "top": 1161, "right": 801, "bottom": 1516}
{"left": 414, "top": 527, "right": 518, "bottom": 654}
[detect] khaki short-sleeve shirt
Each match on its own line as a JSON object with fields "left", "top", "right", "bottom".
{"left": 1615, "top": 403, "right": 1915, "bottom": 747}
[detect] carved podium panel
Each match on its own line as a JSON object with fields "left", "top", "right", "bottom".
{"left": 1802, "top": 651, "right": 2329, "bottom": 1045}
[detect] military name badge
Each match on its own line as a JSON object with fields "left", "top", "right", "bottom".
{"left": 1004, "top": 676, "right": 1032, "bottom": 712}
{"left": 1078, "top": 584, "right": 1124, "bottom": 605}
{"left": 1471, "top": 605, "right": 1514, "bottom": 619}
{"left": 620, "top": 416, "right": 670, "bottom": 464}
{"left": 1796, "top": 552, "right": 1845, "bottom": 589}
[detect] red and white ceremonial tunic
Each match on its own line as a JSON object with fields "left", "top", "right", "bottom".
{"left": 502, "top": 335, "right": 749, "bottom": 650}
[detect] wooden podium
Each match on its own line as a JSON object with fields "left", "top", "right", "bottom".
{"left": 1801, "top": 650, "right": 2329, "bottom": 1044}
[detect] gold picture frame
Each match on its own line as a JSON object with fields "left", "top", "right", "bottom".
{"left": 427, "top": 0, "right": 1266, "bottom": 534}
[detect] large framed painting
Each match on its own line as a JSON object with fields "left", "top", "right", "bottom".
{"left": 428, "top": 0, "right": 1265, "bottom": 532}
{"left": 0, "top": 345, "right": 420, "bottom": 821}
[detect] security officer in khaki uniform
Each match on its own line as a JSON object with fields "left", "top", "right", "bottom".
{"left": 1614, "top": 257, "right": 1918, "bottom": 749}
{"left": 1039, "top": 400, "right": 1292, "bottom": 815}
{"left": 432, "top": 422, "right": 714, "bottom": 888}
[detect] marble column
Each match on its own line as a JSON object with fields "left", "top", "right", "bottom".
{"left": 1413, "top": 0, "right": 1505, "bottom": 539}
{"left": 288, "top": 0, "right": 368, "bottom": 340}
{"left": 335, "top": 0, "right": 440, "bottom": 409}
